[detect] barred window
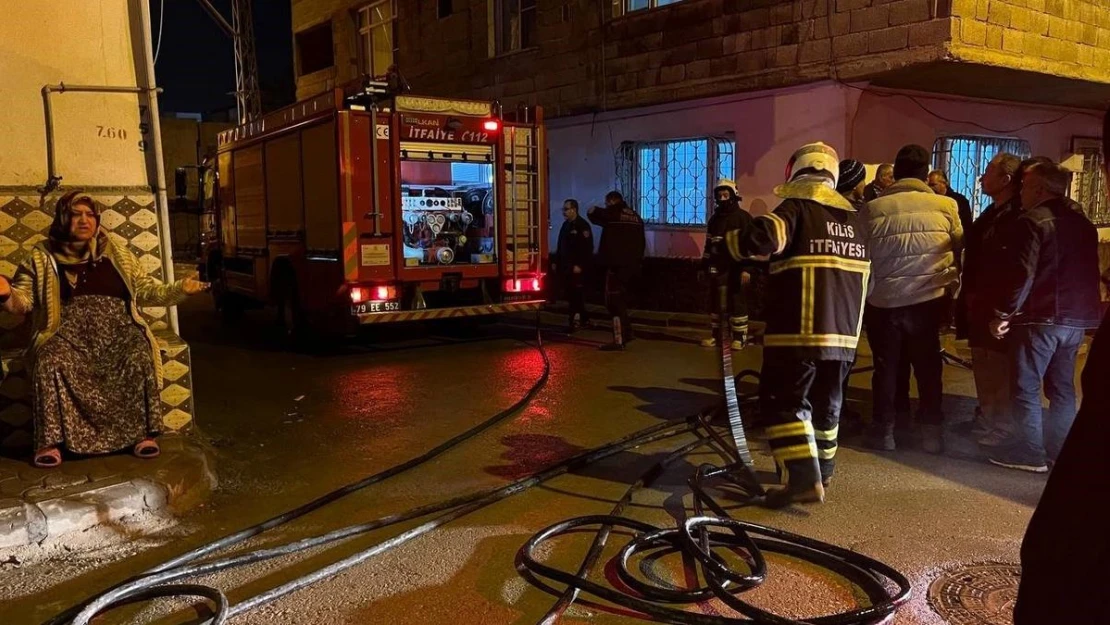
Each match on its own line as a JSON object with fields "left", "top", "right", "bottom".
{"left": 932, "top": 136, "right": 1031, "bottom": 220}
{"left": 1070, "top": 138, "right": 1108, "bottom": 226}
{"left": 615, "top": 0, "right": 686, "bottom": 17}
{"left": 616, "top": 137, "right": 735, "bottom": 226}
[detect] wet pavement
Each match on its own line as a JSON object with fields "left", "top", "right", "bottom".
{"left": 0, "top": 299, "right": 1069, "bottom": 625}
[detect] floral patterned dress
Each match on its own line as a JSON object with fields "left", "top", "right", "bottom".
{"left": 32, "top": 259, "right": 160, "bottom": 454}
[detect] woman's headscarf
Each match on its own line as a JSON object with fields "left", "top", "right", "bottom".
{"left": 48, "top": 190, "right": 105, "bottom": 266}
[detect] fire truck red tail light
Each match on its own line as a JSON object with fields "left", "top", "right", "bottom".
{"left": 504, "top": 277, "right": 543, "bottom": 293}
{"left": 371, "top": 285, "right": 397, "bottom": 301}
{"left": 483, "top": 120, "right": 500, "bottom": 132}
{"left": 350, "top": 285, "right": 397, "bottom": 304}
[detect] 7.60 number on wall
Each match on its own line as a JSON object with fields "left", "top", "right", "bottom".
{"left": 97, "top": 126, "right": 128, "bottom": 140}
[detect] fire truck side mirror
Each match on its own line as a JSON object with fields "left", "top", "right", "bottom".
{"left": 174, "top": 167, "right": 188, "bottom": 199}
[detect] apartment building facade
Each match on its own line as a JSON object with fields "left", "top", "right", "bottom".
{"left": 292, "top": 0, "right": 1110, "bottom": 259}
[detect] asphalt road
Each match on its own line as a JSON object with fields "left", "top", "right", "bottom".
{"left": 0, "top": 298, "right": 1056, "bottom": 625}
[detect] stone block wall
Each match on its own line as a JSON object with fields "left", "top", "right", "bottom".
{"left": 949, "top": 0, "right": 1110, "bottom": 84}
{"left": 293, "top": 0, "right": 954, "bottom": 116}
{"left": 398, "top": 0, "right": 952, "bottom": 115}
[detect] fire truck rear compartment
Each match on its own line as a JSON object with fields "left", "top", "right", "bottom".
{"left": 400, "top": 146, "right": 497, "bottom": 268}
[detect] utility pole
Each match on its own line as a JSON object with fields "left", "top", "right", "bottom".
{"left": 195, "top": 0, "right": 261, "bottom": 124}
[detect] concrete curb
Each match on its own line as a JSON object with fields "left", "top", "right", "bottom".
{"left": 0, "top": 440, "right": 216, "bottom": 548}
{"left": 535, "top": 303, "right": 767, "bottom": 344}
{"left": 547, "top": 302, "right": 710, "bottom": 329}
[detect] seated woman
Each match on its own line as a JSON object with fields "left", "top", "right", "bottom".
{"left": 0, "top": 191, "right": 208, "bottom": 467}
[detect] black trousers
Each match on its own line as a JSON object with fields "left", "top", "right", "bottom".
{"left": 605, "top": 266, "right": 638, "bottom": 343}
{"left": 562, "top": 271, "right": 588, "bottom": 324}
{"left": 707, "top": 269, "right": 750, "bottom": 341}
{"left": 865, "top": 298, "right": 946, "bottom": 427}
{"left": 760, "top": 350, "right": 853, "bottom": 484}
{"left": 841, "top": 349, "right": 911, "bottom": 420}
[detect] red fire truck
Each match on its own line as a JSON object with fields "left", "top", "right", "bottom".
{"left": 196, "top": 85, "right": 548, "bottom": 338}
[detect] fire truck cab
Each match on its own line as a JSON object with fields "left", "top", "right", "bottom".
{"left": 198, "top": 85, "right": 548, "bottom": 337}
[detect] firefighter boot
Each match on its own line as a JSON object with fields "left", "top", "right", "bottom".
{"left": 729, "top": 315, "right": 749, "bottom": 351}
{"left": 599, "top": 316, "right": 626, "bottom": 351}
{"left": 701, "top": 314, "right": 720, "bottom": 348}
{"left": 764, "top": 473, "right": 826, "bottom": 508}
{"left": 764, "top": 422, "right": 825, "bottom": 508}
{"left": 818, "top": 458, "right": 835, "bottom": 489}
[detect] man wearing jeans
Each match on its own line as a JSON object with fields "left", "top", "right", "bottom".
{"left": 1013, "top": 110, "right": 1110, "bottom": 624}
{"left": 862, "top": 145, "right": 963, "bottom": 454}
{"left": 988, "top": 160, "right": 1101, "bottom": 473}
{"left": 958, "top": 153, "right": 1023, "bottom": 446}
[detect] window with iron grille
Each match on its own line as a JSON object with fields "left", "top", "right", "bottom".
{"left": 495, "top": 0, "right": 537, "bottom": 54}
{"left": 932, "top": 136, "right": 1032, "bottom": 220}
{"left": 615, "top": 137, "right": 736, "bottom": 226}
{"left": 1070, "top": 138, "right": 1108, "bottom": 226}
{"left": 356, "top": 0, "right": 396, "bottom": 79}
{"left": 614, "top": 0, "right": 686, "bottom": 17}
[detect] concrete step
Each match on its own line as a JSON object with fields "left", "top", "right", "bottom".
{"left": 0, "top": 434, "right": 215, "bottom": 548}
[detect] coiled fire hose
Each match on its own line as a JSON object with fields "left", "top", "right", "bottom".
{"left": 51, "top": 307, "right": 909, "bottom": 624}
{"left": 516, "top": 260, "right": 911, "bottom": 624}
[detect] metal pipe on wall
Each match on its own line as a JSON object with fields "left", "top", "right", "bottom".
{"left": 40, "top": 84, "right": 155, "bottom": 193}
{"left": 137, "top": 0, "right": 180, "bottom": 334}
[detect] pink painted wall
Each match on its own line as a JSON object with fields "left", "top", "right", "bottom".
{"left": 547, "top": 83, "right": 852, "bottom": 258}
{"left": 547, "top": 80, "right": 1102, "bottom": 258}
{"left": 849, "top": 89, "right": 1102, "bottom": 167}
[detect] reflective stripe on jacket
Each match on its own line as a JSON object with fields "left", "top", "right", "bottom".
{"left": 725, "top": 181, "right": 870, "bottom": 361}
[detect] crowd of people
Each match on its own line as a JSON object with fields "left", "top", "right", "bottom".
{"left": 553, "top": 137, "right": 1104, "bottom": 499}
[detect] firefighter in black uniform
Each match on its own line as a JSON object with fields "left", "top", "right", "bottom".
{"left": 701, "top": 180, "right": 750, "bottom": 351}
{"left": 587, "top": 191, "right": 646, "bottom": 351}
{"left": 554, "top": 199, "right": 593, "bottom": 332}
{"left": 718, "top": 142, "right": 870, "bottom": 506}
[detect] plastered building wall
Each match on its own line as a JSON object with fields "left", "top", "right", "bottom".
{"left": 0, "top": 0, "right": 155, "bottom": 190}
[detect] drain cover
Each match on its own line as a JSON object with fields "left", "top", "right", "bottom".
{"left": 928, "top": 562, "right": 1021, "bottom": 624}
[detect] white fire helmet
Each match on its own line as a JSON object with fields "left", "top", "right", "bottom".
{"left": 714, "top": 178, "right": 738, "bottom": 200}
{"left": 784, "top": 142, "right": 840, "bottom": 187}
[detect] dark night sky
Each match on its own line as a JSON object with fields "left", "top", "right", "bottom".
{"left": 152, "top": 0, "right": 294, "bottom": 115}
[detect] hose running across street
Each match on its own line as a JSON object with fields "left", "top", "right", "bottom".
{"left": 51, "top": 314, "right": 910, "bottom": 625}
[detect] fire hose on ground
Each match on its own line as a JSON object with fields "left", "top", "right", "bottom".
{"left": 50, "top": 309, "right": 910, "bottom": 624}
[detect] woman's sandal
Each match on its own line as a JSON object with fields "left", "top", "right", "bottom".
{"left": 33, "top": 447, "right": 62, "bottom": 468}
{"left": 134, "top": 438, "right": 160, "bottom": 459}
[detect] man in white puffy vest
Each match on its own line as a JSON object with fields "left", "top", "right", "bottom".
{"left": 861, "top": 144, "right": 963, "bottom": 454}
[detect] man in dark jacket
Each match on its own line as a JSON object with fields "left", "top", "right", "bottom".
{"left": 1013, "top": 109, "right": 1110, "bottom": 625}
{"left": 701, "top": 180, "right": 750, "bottom": 350}
{"left": 587, "top": 191, "right": 645, "bottom": 351}
{"left": 956, "top": 153, "right": 1023, "bottom": 446}
{"left": 928, "top": 169, "right": 974, "bottom": 236}
{"left": 720, "top": 142, "right": 870, "bottom": 506}
{"left": 554, "top": 199, "right": 593, "bottom": 332}
{"left": 988, "top": 159, "right": 1101, "bottom": 472}
{"left": 863, "top": 163, "right": 894, "bottom": 202}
